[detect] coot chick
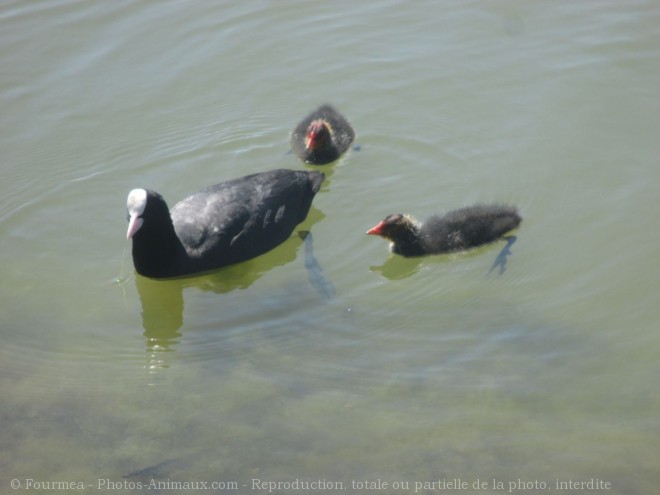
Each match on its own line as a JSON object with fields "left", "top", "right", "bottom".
{"left": 127, "top": 169, "right": 324, "bottom": 278}
{"left": 291, "top": 104, "right": 355, "bottom": 165}
{"left": 367, "top": 204, "right": 521, "bottom": 257}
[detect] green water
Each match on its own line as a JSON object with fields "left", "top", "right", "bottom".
{"left": 2, "top": 1, "right": 659, "bottom": 493}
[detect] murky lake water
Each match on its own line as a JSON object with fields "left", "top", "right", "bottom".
{"left": 2, "top": 1, "right": 659, "bottom": 493}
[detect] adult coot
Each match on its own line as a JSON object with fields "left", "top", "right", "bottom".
{"left": 127, "top": 169, "right": 324, "bottom": 278}
{"left": 291, "top": 104, "right": 355, "bottom": 165}
{"left": 367, "top": 204, "right": 521, "bottom": 257}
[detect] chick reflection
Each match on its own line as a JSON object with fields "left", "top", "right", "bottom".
{"left": 370, "top": 237, "right": 519, "bottom": 280}
{"left": 369, "top": 255, "right": 423, "bottom": 280}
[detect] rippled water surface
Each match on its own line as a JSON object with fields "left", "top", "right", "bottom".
{"left": 2, "top": 1, "right": 659, "bottom": 492}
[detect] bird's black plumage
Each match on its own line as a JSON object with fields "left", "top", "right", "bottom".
{"left": 291, "top": 104, "right": 355, "bottom": 165}
{"left": 367, "top": 204, "right": 522, "bottom": 257}
{"left": 127, "top": 169, "right": 324, "bottom": 278}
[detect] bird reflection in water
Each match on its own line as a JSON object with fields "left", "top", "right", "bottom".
{"left": 132, "top": 208, "right": 333, "bottom": 370}
{"left": 370, "top": 236, "right": 519, "bottom": 281}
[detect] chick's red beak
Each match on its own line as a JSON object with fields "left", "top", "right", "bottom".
{"left": 366, "top": 220, "right": 387, "bottom": 236}
{"left": 305, "top": 133, "right": 318, "bottom": 150}
{"left": 305, "top": 120, "right": 326, "bottom": 150}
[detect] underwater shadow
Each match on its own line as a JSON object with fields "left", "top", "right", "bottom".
{"left": 488, "top": 235, "right": 517, "bottom": 276}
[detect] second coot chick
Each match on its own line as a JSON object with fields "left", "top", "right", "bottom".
{"left": 291, "top": 104, "right": 355, "bottom": 165}
{"left": 367, "top": 204, "right": 521, "bottom": 257}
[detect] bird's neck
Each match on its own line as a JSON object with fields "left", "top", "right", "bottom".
{"left": 391, "top": 218, "right": 426, "bottom": 257}
{"left": 132, "top": 218, "right": 185, "bottom": 278}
